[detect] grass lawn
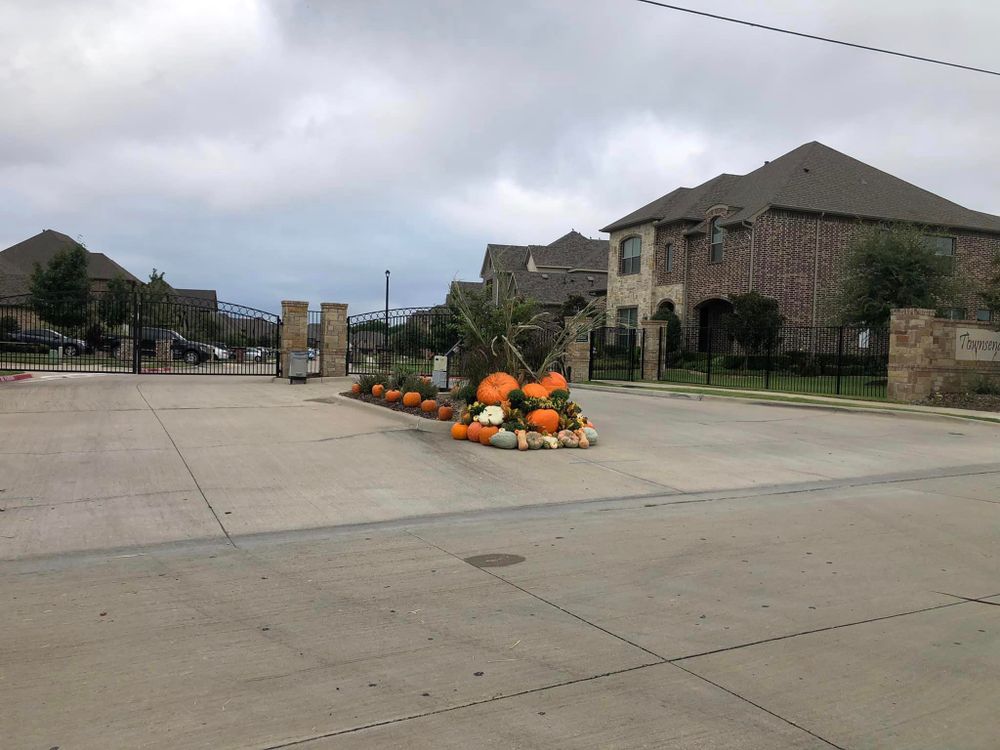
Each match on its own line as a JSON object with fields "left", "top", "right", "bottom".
{"left": 657, "top": 368, "right": 887, "bottom": 400}
{"left": 0, "top": 369, "right": 25, "bottom": 376}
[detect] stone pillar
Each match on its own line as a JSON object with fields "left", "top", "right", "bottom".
{"left": 563, "top": 316, "right": 591, "bottom": 382}
{"left": 887, "top": 308, "right": 936, "bottom": 401}
{"left": 280, "top": 300, "right": 309, "bottom": 378}
{"left": 320, "top": 302, "right": 349, "bottom": 377}
{"left": 640, "top": 319, "right": 668, "bottom": 381}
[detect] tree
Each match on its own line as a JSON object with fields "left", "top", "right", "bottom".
{"left": 836, "top": 224, "right": 957, "bottom": 326}
{"left": 29, "top": 243, "right": 91, "bottom": 330}
{"left": 560, "top": 294, "right": 589, "bottom": 318}
{"left": 651, "top": 306, "right": 682, "bottom": 358}
{"left": 981, "top": 252, "right": 1000, "bottom": 327}
{"left": 99, "top": 274, "right": 133, "bottom": 328}
{"left": 141, "top": 268, "right": 176, "bottom": 327}
{"left": 729, "top": 291, "right": 784, "bottom": 355}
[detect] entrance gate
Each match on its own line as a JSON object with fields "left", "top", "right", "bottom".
{"left": 0, "top": 290, "right": 281, "bottom": 376}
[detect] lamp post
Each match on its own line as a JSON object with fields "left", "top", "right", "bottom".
{"left": 384, "top": 269, "right": 390, "bottom": 338}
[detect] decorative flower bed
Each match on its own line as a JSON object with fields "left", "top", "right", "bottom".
{"left": 344, "top": 372, "right": 457, "bottom": 422}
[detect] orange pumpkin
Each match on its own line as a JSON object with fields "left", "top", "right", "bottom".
{"left": 476, "top": 372, "right": 519, "bottom": 405}
{"left": 421, "top": 399, "right": 438, "bottom": 413}
{"left": 451, "top": 423, "right": 468, "bottom": 440}
{"left": 521, "top": 382, "right": 549, "bottom": 399}
{"left": 467, "top": 421, "right": 483, "bottom": 442}
{"left": 438, "top": 405, "right": 454, "bottom": 421}
{"left": 385, "top": 389, "right": 401, "bottom": 402}
{"left": 351, "top": 382, "right": 362, "bottom": 394}
{"left": 526, "top": 408, "right": 560, "bottom": 434}
{"left": 372, "top": 384, "right": 385, "bottom": 398}
{"left": 479, "top": 425, "right": 500, "bottom": 445}
{"left": 402, "top": 391, "right": 421, "bottom": 408}
{"left": 538, "top": 372, "right": 568, "bottom": 394}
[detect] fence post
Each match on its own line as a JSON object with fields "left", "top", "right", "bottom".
{"left": 706, "top": 326, "right": 713, "bottom": 385}
{"left": 131, "top": 284, "right": 141, "bottom": 374}
{"left": 588, "top": 331, "right": 595, "bottom": 380}
{"left": 564, "top": 316, "right": 591, "bottom": 383}
{"left": 319, "top": 302, "right": 349, "bottom": 377}
{"left": 835, "top": 326, "right": 845, "bottom": 395}
{"left": 657, "top": 326, "right": 663, "bottom": 381}
{"left": 764, "top": 339, "right": 772, "bottom": 390}
{"left": 638, "top": 328, "right": 646, "bottom": 380}
{"left": 280, "top": 300, "right": 309, "bottom": 379}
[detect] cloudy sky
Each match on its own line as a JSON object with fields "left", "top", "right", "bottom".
{"left": 1, "top": 0, "right": 997, "bottom": 313}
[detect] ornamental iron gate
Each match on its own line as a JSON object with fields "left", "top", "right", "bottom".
{"left": 347, "top": 307, "right": 460, "bottom": 376}
{"left": 589, "top": 326, "right": 644, "bottom": 381}
{"left": 0, "top": 290, "right": 281, "bottom": 376}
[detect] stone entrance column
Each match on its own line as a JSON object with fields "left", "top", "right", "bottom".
{"left": 640, "top": 319, "right": 669, "bottom": 381}
{"left": 280, "top": 300, "right": 309, "bottom": 378}
{"left": 320, "top": 302, "right": 349, "bottom": 377}
{"left": 563, "top": 316, "right": 591, "bottom": 382}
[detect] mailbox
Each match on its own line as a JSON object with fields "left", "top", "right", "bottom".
{"left": 288, "top": 350, "right": 309, "bottom": 383}
{"left": 431, "top": 355, "right": 448, "bottom": 389}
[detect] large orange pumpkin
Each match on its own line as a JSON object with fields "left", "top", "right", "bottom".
{"left": 466, "top": 421, "right": 483, "bottom": 442}
{"left": 521, "top": 382, "right": 549, "bottom": 399}
{"left": 402, "top": 391, "right": 421, "bottom": 408}
{"left": 372, "top": 384, "right": 385, "bottom": 398}
{"left": 479, "top": 425, "right": 500, "bottom": 445}
{"left": 526, "top": 408, "right": 560, "bottom": 434}
{"left": 476, "top": 372, "right": 519, "bottom": 405}
{"left": 351, "top": 382, "right": 362, "bottom": 394}
{"left": 538, "top": 372, "right": 568, "bottom": 394}
{"left": 451, "top": 423, "right": 468, "bottom": 440}
{"left": 385, "top": 389, "right": 401, "bottom": 402}
{"left": 438, "top": 405, "right": 454, "bottom": 421}
{"left": 420, "top": 399, "right": 438, "bottom": 413}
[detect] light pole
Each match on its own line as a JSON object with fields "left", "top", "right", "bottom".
{"left": 384, "top": 269, "right": 390, "bottom": 338}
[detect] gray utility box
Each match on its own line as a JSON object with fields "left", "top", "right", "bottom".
{"left": 431, "top": 355, "right": 448, "bottom": 389}
{"left": 288, "top": 350, "right": 309, "bottom": 383}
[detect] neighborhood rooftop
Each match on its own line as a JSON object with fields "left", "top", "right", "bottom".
{"left": 0, "top": 229, "right": 143, "bottom": 284}
{"left": 601, "top": 141, "right": 1000, "bottom": 234}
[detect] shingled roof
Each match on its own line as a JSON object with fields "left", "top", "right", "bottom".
{"left": 602, "top": 142, "right": 1000, "bottom": 234}
{"left": 527, "top": 230, "right": 608, "bottom": 270}
{"left": 511, "top": 270, "right": 607, "bottom": 305}
{"left": 0, "top": 230, "right": 143, "bottom": 283}
{"left": 0, "top": 255, "right": 28, "bottom": 297}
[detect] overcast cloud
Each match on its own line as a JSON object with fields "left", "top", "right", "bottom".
{"left": 1, "top": 0, "right": 997, "bottom": 312}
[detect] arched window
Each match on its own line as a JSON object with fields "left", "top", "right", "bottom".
{"left": 710, "top": 218, "right": 725, "bottom": 262}
{"left": 619, "top": 237, "right": 641, "bottom": 275}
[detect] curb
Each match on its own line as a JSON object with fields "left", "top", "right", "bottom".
{"left": 327, "top": 393, "right": 454, "bottom": 433}
{"left": 0, "top": 373, "right": 32, "bottom": 383}
{"left": 574, "top": 381, "right": 1000, "bottom": 425}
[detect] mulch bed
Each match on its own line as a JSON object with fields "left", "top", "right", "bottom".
{"left": 342, "top": 391, "right": 460, "bottom": 421}
{"left": 923, "top": 392, "right": 1000, "bottom": 413}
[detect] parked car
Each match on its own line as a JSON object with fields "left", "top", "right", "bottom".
{"left": 9, "top": 328, "right": 86, "bottom": 356}
{"left": 139, "top": 327, "right": 214, "bottom": 365}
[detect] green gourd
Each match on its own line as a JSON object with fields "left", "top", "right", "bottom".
{"left": 489, "top": 430, "right": 518, "bottom": 449}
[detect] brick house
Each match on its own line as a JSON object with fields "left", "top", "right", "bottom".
{"left": 601, "top": 142, "right": 1000, "bottom": 330}
{"left": 451, "top": 230, "right": 608, "bottom": 314}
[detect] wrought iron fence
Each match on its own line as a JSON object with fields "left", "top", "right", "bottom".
{"left": 347, "top": 307, "right": 459, "bottom": 376}
{"left": 589, "top": 326, "right": 644, "bottom": 381}
{"left": 0, "top": 290, "right": 280, "bottom": 376}
{"left": 657, "top": 323, "right": 889, "bottom": 399}
{"left": 307, "top": 309, "right": 322, "bottom": 376}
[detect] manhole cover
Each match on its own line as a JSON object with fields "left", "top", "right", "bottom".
{"left": 463, "top": 553, "right": 525, "bottom": 568}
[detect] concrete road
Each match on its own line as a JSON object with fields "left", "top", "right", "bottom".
{"left": 1, "top": 375, "right": 998, "bottom": 748}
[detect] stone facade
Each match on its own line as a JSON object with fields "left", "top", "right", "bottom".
{"left": 320, "top": 302, "right": 348, "bottom": 377}
{"left": 563, "top": 316, "right": 591, "bottom": 382}
{"left": 607, "top": 207, "right": 1000, "bottom": 327}
{"left": 887, "top": 308, "right": 1000, "bottom": 401}
{"left": 279, "top": 300, "right": 308, "bottom": 378}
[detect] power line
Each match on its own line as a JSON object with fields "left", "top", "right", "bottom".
{"left": 632, "top": 0, "right": 1000, "bottom": 77}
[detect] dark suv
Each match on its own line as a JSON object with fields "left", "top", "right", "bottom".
{"left": 139, "top": 327, "right": 212, "bottom": 364}
{"left": 9, "top": 328, "right": 86, "bottom": 356}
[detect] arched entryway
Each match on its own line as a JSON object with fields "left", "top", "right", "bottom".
{"left": 695, "top": 297, "right": 733, "bottom": 351}
{"left": 654, "top": 299, "right": 675, "bottom": 317}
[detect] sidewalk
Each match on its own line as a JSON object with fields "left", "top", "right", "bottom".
{"left": 581, "top": 379, "right": 1000, "bottom": 423}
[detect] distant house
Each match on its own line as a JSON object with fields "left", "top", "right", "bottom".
{"left": 0, "top": 229, "right": 142, "bottom": 296}
{"left": 452, "top": 230, "right": 608, "bottom": 314}
{"left": 173, "top": 288, "right": 219, "bottom": 311}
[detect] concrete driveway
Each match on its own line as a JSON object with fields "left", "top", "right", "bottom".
{"left": 1, "top": 375, "right": 998, "bottom": 748}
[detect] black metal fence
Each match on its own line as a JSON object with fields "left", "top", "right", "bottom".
{"left": 0, "top": 290, "right": 280, "bottom": 376}
{"left": 657, "top": 323, "right": 889, "bottom": 399}
{"left": 347, "top": 307, "right": 459, "bottom": 376}
{"left": 307, "top": 309, "right": 322, "bottom": 377}
{"left": 589, "top": 326, "right": 644, "bottom": 381}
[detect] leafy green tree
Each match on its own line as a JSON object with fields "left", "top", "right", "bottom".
{"left": 560, "top": 294, "right": 589, "bottom": 318}
{"left": 729, "top": 291, "right": 784, "bottom": 354}
{"left": 980, "top": 252, "right": 1000, "bottom": 326}
{"left": 651, "top": 307, "right": 682, "bottom": 358}
{"left": 141, "top": 268, "right": 176, "bottom": 327}
{"left": 99, "top": 274, "right": 133, "bottom": 328}
{"left": 837, "top": 224, "right": 957, "bottom": 326}
{"left": 29, "top": 243, "right": 91, "bottom": 330}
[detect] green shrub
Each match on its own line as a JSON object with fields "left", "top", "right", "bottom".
{"left": 357, "top": 372, "right": 388, "bottom": 394}
{"left": 971, "top": 376, "right": 1000, "bottom": 395}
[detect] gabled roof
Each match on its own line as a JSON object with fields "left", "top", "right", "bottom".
{"left": 511, "top": 269, "right": 607, "bottom": 305}
{"left": 0, "top": 255, "right": 28, "bottom": 297}
{"left": 0, "top": 229, "right": 143, "bottom": 283}
{"left": 481, "top": 244, "right": 530, "bottom": 277}
{"left": 174, "top": 288, "right": 219, "bottom": 308}
{"left": 528, "top": 230, "right": 608, "bottom": 271}
{"left": 602, "top": 142, "right": 1000, "bottom": 234}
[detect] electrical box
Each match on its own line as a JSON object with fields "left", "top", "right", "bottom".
{"left": 431, "top": 355, "right": 448, "bottom": 389}
{"left": 288, "top": 350, "right": 309, "bottom": 383}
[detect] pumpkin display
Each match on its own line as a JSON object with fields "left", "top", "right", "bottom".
{"left": 521, "top": 382, "right": 549, "bottom": 399}
{"left": 541, "top": 435, "right": 560, "bottom": 449}
{"left": 526, "top": 408, "right": 560, "bottom": 435}
{"left": 350, "top": 382, "right": 362, "bottom": 395}
{"left": 420, "top": 399, "right": 437, "bottom": 413}
{"left": 438, "top": 405, "right": 454, "bottom": 421}
{"left": 557, "top": 429, "right": 580, "bottom": 448}
{"left": 538, "top": 371, "right": 568, "bottom": 394}
{"left": 575, "top": 428, "right": 590, "bottom": 448}
{"left": 385, "top": 389, "right": 401, "bottom": 402}
{"left": 476, "top": 372, "right": 519, "bottom": 405}
{"left": 489, "top": 430, "right": 518, "bottom": 449}
{"left": 476, "top": 405, "right": 504, "bottom": 426}
{"left": 402, "top": 391, "right": 421, "bottom": 408}
{"left": 515, "top": 430, "right": 528, "bottom": 451}
{"left": 524, "top": 431, "right": 545, "bottom": 450}
{"left": 466, "top": 421, "right": 483, "bottom": 443}
{"left": 479, "top": 425, "right": 500, "bottom": 445}
{"left": 372, "top": 384, "right": 385, "bottom": 398}
{"left": 451, "top": 423, "right": 468, "bottom": 440}
{"left": 460, "top": 410, "right": 473, "bottom": 425}
{"left": 583, "top": 427, "right": 598, "bottom": 445}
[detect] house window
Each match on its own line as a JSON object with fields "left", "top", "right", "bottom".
{"left": 710, "top": 218, "right": 724, "bottom": 262}
{"left": 976, "top": 308, "right": 993, "bottom": 322}
{"left": 619, "top": 237, "right": 641, "bottom": 275}
{"left": 664, "top": 242, "right": 674, "bottom": 273}
{"left": 940, "top": 307, "right": 966, "bottom": 320}
{"left": 924, "top": 235, "right": 955, "bottom": 256}
{"left": 617, "top": 306, "right": 638, "bottom": 329}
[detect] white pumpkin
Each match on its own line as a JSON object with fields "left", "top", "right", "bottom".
{"left": 477, "top": 405, "right": 505, "bottom": 426}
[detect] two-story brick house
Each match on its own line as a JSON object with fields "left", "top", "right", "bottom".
{"left": 601, "top": 142, "right": 1000, "bottom": 330}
